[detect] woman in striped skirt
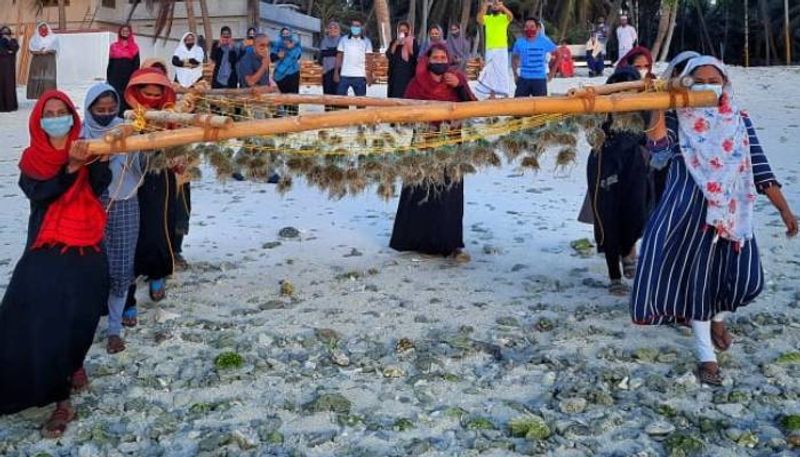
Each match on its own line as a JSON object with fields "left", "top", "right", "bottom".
{"left": 631, "top": 56, "right": 798, "bottom": 385}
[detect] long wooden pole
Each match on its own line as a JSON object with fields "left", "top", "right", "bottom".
{"left": 197, "top": 92, "right": 433, "bottom": 107}
{"left": 83, "top": 91, "right": 719, "bottom": 155}
{"left": 567, "top": 76, "right": 694, "bottom": 98}
{"left": 123, "top": 111, "right": 233, "bottom": 129}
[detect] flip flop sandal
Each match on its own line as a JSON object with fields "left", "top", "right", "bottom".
{"left": 697, "top": 362, "right": 723, "bottom": 386}
{"left": 122, "top": 307, "right": 138, "bottom": 328}
{"left": 41, "top": 406, "right": 76, "bottom": 439}
{"left": 70, "top": 367, "right": 89, "bottom": 393}
{"left": 622, "top": 258, "right": 638, "bottom": 279}
{"left": 149, "top": 279, "right": 166, "bottom": 302}
{"left": 609, "top": 280, "right": 630, "bottom": 296}
{"left": 106, "top": 335, "right": 126, "bottom": 355}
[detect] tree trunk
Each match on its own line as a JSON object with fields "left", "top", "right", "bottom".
{"left": 199, "top": 0, "right": 213, "bottom": 56}
{"left": 375, "top": 0, "right": 391, "bottom": 51}
{"left": 460, "top": 0, "right": 471, "bottom": 32}
{"left": 692, "top": 0, "right": 714, "bottom": 56}
{"left": 744, "top": 0, "right": 750, "bottom": 66}
{"left": 186, "top": 0, "right": 198, "bottom": 35}
{"left": 420, "top": 0, "right": 430, "bottom": 41}
{"left": 650, "top": 0, "right": 673, "bottom": 59}
{"left": 57, "top": 0, "right": 67, "bottom": 30}
{"left": 248, "top": 0, "right": 260, "bottom": 27}
{"left": 658, "top": 2, "right": 678, "bottom": 61}
{"left": 758, "top": 0, "right": 771, "bottom": 64}
{"left": 408, "top": 0, "right": 417, "bottom": 34}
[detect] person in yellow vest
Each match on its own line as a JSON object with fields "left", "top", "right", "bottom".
{"left": 476, "top": 0, "right": 513, "bottom": 98}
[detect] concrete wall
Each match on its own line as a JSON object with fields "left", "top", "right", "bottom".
{"left": 54, "top": 31, "right": 179, "bottom": 87}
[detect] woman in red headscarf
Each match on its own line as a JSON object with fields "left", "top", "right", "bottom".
{"left": 0, "top": 90, "right": 111, "bottom": 437}
{"left": 390, "top": 44, "right": 476, "bottom": 262}
{"left": 119, "top": 68, "right": 179, "bottom": 328}
{"left": 107, "top": 24, "right": 141, "bottom": 116}
{"left": 616, "top": 45, "right": 654, "bottom": 79}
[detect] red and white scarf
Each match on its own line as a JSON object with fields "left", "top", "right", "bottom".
{"left": 676, "top": 56, "right": 756, "bottom": 244}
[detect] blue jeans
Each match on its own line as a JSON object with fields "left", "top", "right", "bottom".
{"left": 337, "top": 76, "right": 367, "bottom": 96}
{"left": 514, "top": 77, "right": 548, "bottom": 97}
{"left": 587, "top": 52, "right": 605, "bottom": 75}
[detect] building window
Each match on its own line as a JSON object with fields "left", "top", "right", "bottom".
{"left": 102, "top": 0, "right": 116, "bottom": 7}
{"left": 42, "top": 0, "right": 71, "bottom": 6}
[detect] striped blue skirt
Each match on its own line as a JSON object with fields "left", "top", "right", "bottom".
{"left": 630, "top": 156, "right": 764, "bottom": 324}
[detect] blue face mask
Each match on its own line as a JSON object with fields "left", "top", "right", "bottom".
{"left": 351, "top": 26, "right": 362, "bottom": 36}
{"left": 691, "top": 83, "right": 724, "bottom": 100}
{"left": 40, "top": 115, "right": 74, "bottom": 138}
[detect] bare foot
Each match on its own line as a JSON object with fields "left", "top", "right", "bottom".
{"left": 710, "top": 321, "right": 733, "bottom": 351}
{"left": 41, "top": 401, "right": 76, "bottom": 439}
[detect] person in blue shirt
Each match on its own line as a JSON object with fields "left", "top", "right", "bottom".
{"left": 511, "top": 17, "right": 559, "bottom": 97}
{"left": 271, "top": 28, "right": 302, "bottom": 116}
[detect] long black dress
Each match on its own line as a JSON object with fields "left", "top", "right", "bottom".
{"left": 386, "top": 41, "right": 418, "bottom": 98}
{"left": 587, "top": 117, "right": 652, "bottom": 280}
{"left": 0, "top": 162, "right": 111, "bottom": 414}
{"left": 390, "top": 174, "right": 465, "bottom": 256}
{"left": 0, "top": 36, "right": 19, "bottom": 112}
{"left": 107, "top": 53, "right": 140, "bottom": 116}
{"left": 134, "top": 169, "right": 177, "bottom": 281}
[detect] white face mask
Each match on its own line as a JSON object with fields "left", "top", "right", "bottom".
{"left": 398, "top": 32, "right": 406, "bottom": 40}
{"left": 692, "top": 83, "right": 724, "bottom": 99}
{"left": 638, "top": 69, "right": 648, "bottom": 79}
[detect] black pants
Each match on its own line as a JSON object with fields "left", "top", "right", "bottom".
{"left": 276, "top": 72, "right": 300, "bottom": 116}
{"left": 322, "top": 69, "right": 340, "bottom": 111}
{"left": 514, "top": 77, "right": 548, "bottom": 97}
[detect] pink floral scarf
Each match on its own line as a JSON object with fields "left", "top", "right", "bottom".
{"left": 676, "top": 56, "right": 756, "bottom": 245}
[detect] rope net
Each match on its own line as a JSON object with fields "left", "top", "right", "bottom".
{"left": 120, "top": 89, "right": 652, "bottom": 200}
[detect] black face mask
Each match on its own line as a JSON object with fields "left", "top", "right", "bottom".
{"left": 429, "top": 63, "right": 449, "bottom": 75}
{"left": 92, "top": 113, "right": 117, "bottom": 127}
{"left": 186, "top": 43, "right": 194, "bottom": 49}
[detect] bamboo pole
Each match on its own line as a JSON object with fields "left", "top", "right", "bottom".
{"left": 123, "top": 111, "right": 233, "bottom": 129}
{"left": 82, "top": 91, "right": 719, "bottom": 156}
{"left": 567, "top": 76, "right": 695, "bottom": 98}
{"left": 199, "top": 92, "right": 433, "bottom": 107}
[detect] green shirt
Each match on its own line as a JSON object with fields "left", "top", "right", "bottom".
{"left": 483, "top": 13, "right": 510, "bottom": 50}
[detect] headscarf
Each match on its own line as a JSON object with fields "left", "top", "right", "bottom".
{"left": 0, "top": 25, "right": 19, "bottom": 54}
{"left": 586, "top": 34, "right": 603, "bottom": 58}
{"left": 676, "top": 56, "right": 755, "bottom": 244}
{"left": 19, "top": 90, "right": 107, "bottom": 249}
{"left": 661, "top": 50, "right": 701, "bottom": 79}
{"left": 419, "top": 26, "right": 444, "bottom": 57}
{"left": 81, "top": 83, "right": 123, "bottom": 139}
{"left": 405, "top": 44, "right": 476, "bottom": 102}
{"left": 29, "top": 21, "right": 58, "bottom": 53}
{"left": 173, "top": 32, "right": 205, "bottom": 88}
{"left": 109, "top": 25, "right": 139, "bottom": 60}
{"left": 616, "top": 46, "right": 653, "bottom": 76}
{"left": 124, "top": 67, "right": 177, "bottom": 110}
{"left": 141, "top": 57, "right": 169, "bottom": 75}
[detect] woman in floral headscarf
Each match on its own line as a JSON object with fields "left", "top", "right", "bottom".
{"left": 631, "top": 56, "right": 797, "bottom": 386}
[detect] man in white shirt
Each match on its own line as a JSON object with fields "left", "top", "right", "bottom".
{"left": 334, "top": 19, "right": 374, "bottom": 96}
{"left": 615, "top": 15, "right": 637, "bottom": 62}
